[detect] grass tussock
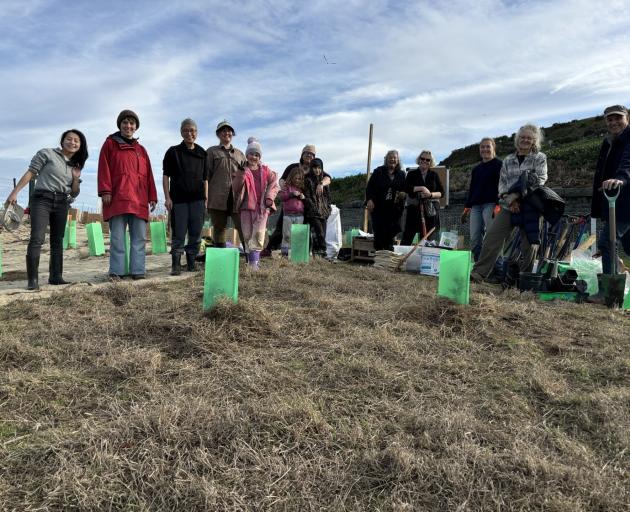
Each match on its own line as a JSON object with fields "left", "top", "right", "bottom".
{"left": 0, "top": 258, "right": 629, "bottom": 511}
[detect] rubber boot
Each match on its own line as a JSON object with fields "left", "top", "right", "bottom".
{"left": 281, "top": 247, "right": 289, "bottom": 257}
{"left": 26, "top": 254, "right": 40, "bottom": 291}
{"left": 186, "top": 253, "right": 197, "bottom": 271}
{"left": 48, "top": 248, "right": 70, "bottom": 285}
{"left": 248, "top": 250, "right": 260, "bottom": 270}
{"left": 171, "top": 253, "right": 181, "bottom": 276}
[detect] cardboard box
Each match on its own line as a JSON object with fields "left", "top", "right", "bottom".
{"left": 394, "top": 245, "right": 444, "bottom": 275}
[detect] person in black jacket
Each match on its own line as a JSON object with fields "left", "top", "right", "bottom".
{"left": 163, "top": 118, "right": 209, "bottom": 275}
{"left": 590, "top": 104, "right": 630, "bottom": 274}
{"left": 304, "top": 158, "right": 332, "bottom": 257}
{"left": 366, "top": 150, "right": 407, "bottom": 251}
{"left": 401, "top": 150, "right": 444, "bottom": 244}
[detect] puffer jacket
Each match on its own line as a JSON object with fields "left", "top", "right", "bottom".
{"left": 232, "top": 163, "right": 279, "bottom": 213}
{"left": 97, "top": 133, "right": 158, "bottom": 221}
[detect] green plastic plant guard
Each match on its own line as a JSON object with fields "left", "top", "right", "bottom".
{"left": 86, "top": 222, "right": 105, "bottom": 256}
{"left": 290, "top": 224, "right": 310, "bottom": 263}
{"left": 67, "top": 220, "right": 77, "bottom": 249}
{"left": 63, "top": 223, "right": 69, "bottom": 250}
{"left": 124, "top": 231, "right": 131, "bottom": 275}
{"left": 623, "top": 288, "right": 630, "bottom": 310}
{"left": 150, "top": 221, "right": 167, "bottom": 254}
{"left": 203, "top": 247, "right": 239, "bottom": 311}
{"left": 344, "top": 228, "right": 361, "bottom": 247}
{"left": 437, "top": 250, "right": 472, "bottom": 305}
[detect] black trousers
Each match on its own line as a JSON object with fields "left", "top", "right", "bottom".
{"left": 171, "top": 200, "right": 205, "bottom": 256}
{"left": 307, "top": 217, "right": 327, "bottom": 255}
{"left": 27, "top": 191, "right": 69, "bottom": 260}
{"left": 266, "top": 209, "right": 284, "bottom": 250}
{"left": 401, "top": 205, "right": 440, "bottom": 245}
{"left": 371, "top": 206, "right": 402, "bottom": 251}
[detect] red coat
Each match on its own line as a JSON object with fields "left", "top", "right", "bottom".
{"left": 97, "top": 134, "right": 158, "bottom": 221}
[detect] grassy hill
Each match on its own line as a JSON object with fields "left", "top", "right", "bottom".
{"left": 330, "top": 116, "right": 606, "bottom": 205}
{"left": 1, "top": 261, "right": 628, "bottom": 510}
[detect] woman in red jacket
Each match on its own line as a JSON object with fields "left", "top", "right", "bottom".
{"left": 98, "top": 110, "right": 157, "bottom": 280}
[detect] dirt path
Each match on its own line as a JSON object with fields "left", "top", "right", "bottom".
{"left": 0, "top": 222, "right": 187, "bottom": 305}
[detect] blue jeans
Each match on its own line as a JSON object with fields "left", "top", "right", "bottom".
{"left": 171, "top": 200, "right": 205, "bottom": 256}
{"left": 109, "top": 214, "right": 147, "bottom": 276}
{"left": 469, "top": 203, "right": 495, "bottom": 261}
{"left": 598, "top": 219, "right": 630, "bottom": 274}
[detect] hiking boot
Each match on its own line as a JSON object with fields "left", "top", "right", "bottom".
{"left": 185, "top": 253, "right": 197, "bottom": 271}
{"left": 26, "top": 254, "right": 40, "bottom": 291}
{"left": 171, "top": 253, "right": 181, "bottom": 276}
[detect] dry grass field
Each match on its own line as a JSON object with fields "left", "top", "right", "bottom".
{"left": 0, "top": 258, "right": 628, "bottom": 511}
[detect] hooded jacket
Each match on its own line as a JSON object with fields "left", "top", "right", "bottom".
{"left": 97, "top": 133, "right": 158, "bottom": 221}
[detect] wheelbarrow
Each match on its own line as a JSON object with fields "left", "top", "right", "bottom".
{"left": 598, "top": 186, "right": 627, "bottom": 308}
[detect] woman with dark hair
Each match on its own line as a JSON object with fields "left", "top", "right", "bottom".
{"left": 303, "top": 157, "right": 331, "bottom": 257}
{"left": 366, "top": 150, "right": 407, "bottom": 250}
{"left": 6, "top": 129, "right": 88, "bottom": 290}
{"left": 401, "top": 150, "right": 444, "bottom": 244}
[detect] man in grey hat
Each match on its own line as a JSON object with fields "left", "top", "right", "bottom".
{"left": 206, "top": 120, "right": 246, "bottom": 247}
{"left": 590, "top": 104, "right": 630, "bottom": 276}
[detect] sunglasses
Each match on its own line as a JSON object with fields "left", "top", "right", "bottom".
{"left": 419, "top": 157, "right": 431, "bottom": 162}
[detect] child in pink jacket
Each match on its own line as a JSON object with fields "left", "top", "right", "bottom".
{"left": 278, "top": 166, "right": 305, "bottom": 257}
{"left": 232, "top": 137, "right": 279, "bottom": 268}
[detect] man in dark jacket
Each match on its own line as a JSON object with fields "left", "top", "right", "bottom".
{"left": 590, "top": 105, "right": 630, "bottom": 274}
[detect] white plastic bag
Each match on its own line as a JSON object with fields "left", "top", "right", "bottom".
{"left": 326, "top": 205, "right": 343, "bottom": 258}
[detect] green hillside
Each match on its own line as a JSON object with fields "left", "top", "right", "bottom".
{"left": 330, "top": 116, "right": 606, "bottom": 205}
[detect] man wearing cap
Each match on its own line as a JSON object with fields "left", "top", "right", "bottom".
{"left": 263, "top": 144, "right": 331, "bottom": 253}
{"left": 98, "top": 109, "right": 157, "bottom": 280}
{"left": 206, "top": 120, "right": 246, "bottom": 247}
{"left": 590, "top": 105, "right": 630, "bottom": 276}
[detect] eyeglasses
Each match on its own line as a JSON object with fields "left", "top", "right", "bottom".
{"left": 419, "top": 157, "right": 431, "bottom": 162}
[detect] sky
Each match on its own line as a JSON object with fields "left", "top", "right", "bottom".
{"left": 1, "top": 0, "right": 629, "bottom": 210}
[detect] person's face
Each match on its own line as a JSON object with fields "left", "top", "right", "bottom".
{"left": 386, "top": 153, "right": 398, "bottom": 168}
{"left": 218, "top": 126, "right": 234, "bottom": 146}
{"left": 517, "top": 130, "right": 535, "bottom": 153}
{"left": 311, "top": 165, "right": 322, "bottom": 176}
{"left": 62, "top": 132, "right": 81, "bottom": 155}
{"left": 605, "top": 113, "right": 629, "bottom": 137}
{"left": 181, "top": 125, "right": 198, "bottom": 145}
{"left": 246, "top": 152, "right": 260, "bottom": 167}
{"left": 302, "top": 152, "right": 315, "bottom": 165}
{"left": 419, "top": 153, "right": 431, "bottom": 169}
{"left": 479, "top": 141, "right": 495, "bottom": 161}
{"left": 120, "top": 118, "right": 137, "bottom": 138}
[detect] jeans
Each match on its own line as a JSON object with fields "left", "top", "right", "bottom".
{"left": 469, "top": 203, "right": 495, "bottom": 261}
{"left": 109, "top": 214, "right": 147, "bottom": 276}
{"left": 171, "top": 200, "right": 205, "bottom": 256}
{"left": 27, "top": 191, "right": 69, "bottom": 260}
{"left": 598, "top": 219, "right": 630, "bottom": 274}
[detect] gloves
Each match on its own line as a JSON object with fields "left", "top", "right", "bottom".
{"left": 460, "top": 208, "right": 471, "bottom": 224}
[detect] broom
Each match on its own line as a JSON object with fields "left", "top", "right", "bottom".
{"left": 373, "top": 227, "right": 436, "bottom": 272}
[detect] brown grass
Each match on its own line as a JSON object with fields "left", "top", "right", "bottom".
{"left": 0, "top": 258, "right": 628, "bottom": 511}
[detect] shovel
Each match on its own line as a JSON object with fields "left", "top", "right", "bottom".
{"left": 599, "top": 186, "right": 626, "bottom": 308}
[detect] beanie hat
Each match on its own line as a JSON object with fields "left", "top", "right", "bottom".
{"left": 301, "top": 144, "right": 316, "bottom": 156}
{"left": 310, "top": 157, "right": 324, "bottom": 170}
{"left": 117, "top": 109, "right": 140, "bottom": 129}
{"left": 246, "top": 137, "right": 262, "bottom": 157}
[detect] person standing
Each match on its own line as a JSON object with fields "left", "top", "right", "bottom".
{"left": 401, "top": 150, "right": 444, "bottom": 244}
{"left": 471, "top": 124, "right": 547, "bottom": 282}
{"left": 98, "top": 109, "right": 157, "bottom": 280}
{"left": 303, "top": 158, "right": 332, "bottom": 257}
{"left": 206, "top": 120, "right": 246, "bottom": 248}
{"left": 232, "top": 137, "right": 279, "bottom": 268}
{"left": 6, "top": 130, "right": 88, "bottom": 289}
{"left": 365, "top": 150, "right": 407, "bottom": 250}
{"left": 163, "top": 118, "right": 209, "bottom": 275}
{"left": 590, "top": 105, "right": 630, "bottom": 274}
{"left": 461, "top": 138, "right": 502, "bottom": 261}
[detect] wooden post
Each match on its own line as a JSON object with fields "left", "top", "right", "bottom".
{"left": 363, "top": 123, "right": 373, "bottom": 232}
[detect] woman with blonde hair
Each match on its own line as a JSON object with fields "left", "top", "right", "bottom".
{"left": 401, "top": 150, "right": 444, "bottom": 244}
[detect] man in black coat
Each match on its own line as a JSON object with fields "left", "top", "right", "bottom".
{"left": 590, "top": 105, "right": 630, "bottom": 274}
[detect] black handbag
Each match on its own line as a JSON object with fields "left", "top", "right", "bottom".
{"left": 423, "top": 199, "right": 439, "bottom": 218}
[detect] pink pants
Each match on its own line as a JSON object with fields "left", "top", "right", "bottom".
{"left": 240, "top": 210, "right": 269, "bottom": 251}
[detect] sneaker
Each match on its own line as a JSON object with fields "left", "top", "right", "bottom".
{"left": 131, "top": 274, "right": 146, "bottom": 280}
{"left": 108, "top": 273, "right": 122, "bottom": 282}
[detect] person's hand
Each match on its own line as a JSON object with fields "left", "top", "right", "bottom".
{"left": 395, "top": 191, "right": 406, "bottom": 203}
{"left": 204, "top": 198, "right": 208, "bottom": 209}
{"left": 316, "top": 183, "right": 324, "bottom": 196}
{"left": 509, "top": 200, "right": 520, "bottom": 213}
{"left": 6, "top": 190, "right": 18, "bottom": 205}
{"left": 602, "top": 179, "right": 623, "bottom": 190}
{"left": 461, "top": 208, "right": 471, "bottom": 224}
{"left": 299, "top": 193, "right": 305, "bottom": 200}
{"left": 71, "top": 166, "right": 81, "bottom": 180}
{"left": 293, "top": 191, "right": 300, "bottom": 197}
{"left": 101, "top": 193, "right": 112, "bottom": 206}
{"left": 165, "top": 198, "right": 173, "bottom": 211}
{"left": 366, "top": 199, "right": 375, "bottom": 212}
{"left": 264, "top": 198, "right": 274, "bottom": 208}
{"left": 149, "top": 201, "right": 157, "bottom": 212}
{"left": 418, "top": 186, "right": 431, "bottom": 198}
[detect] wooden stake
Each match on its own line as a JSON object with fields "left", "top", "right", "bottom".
{"left": 363, "top": 123, "right": 373, "bottom": 232}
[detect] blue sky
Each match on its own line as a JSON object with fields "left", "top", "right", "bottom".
{"left": 1, "top": 0, "right": 629, "bottom": 210}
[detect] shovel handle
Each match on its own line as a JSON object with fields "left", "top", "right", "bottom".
{"left": 602, "top": 185, "right": 621, "bottom": 204}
